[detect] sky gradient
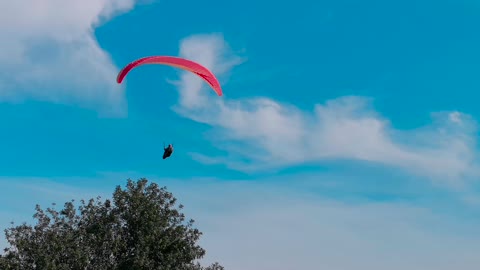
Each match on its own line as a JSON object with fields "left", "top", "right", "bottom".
{"left": 1, "top": 0, "right": 480, "bottom": 269}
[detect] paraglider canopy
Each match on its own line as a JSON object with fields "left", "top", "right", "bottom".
{"left": 116, "top": 55, "right": 223, "bottom": 96}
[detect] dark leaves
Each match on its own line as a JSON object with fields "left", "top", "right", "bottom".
{"left": 0, "top": 178, "right": 224, "bottom": 270}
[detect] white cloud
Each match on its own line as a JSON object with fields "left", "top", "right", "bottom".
{"left": 1, "top": 175, "right": 479, "bottom": 270}
{"left": 0, "top": 0, "right": 140, "bottom": 114}
{"left": 171, "top": 33, "right": 479, "bottom": 185}
{"left": 173, "top": 33, "right": 244, "bottom": 109}
{"left": 192, "top": 182, "right": 480, "bottom": 270}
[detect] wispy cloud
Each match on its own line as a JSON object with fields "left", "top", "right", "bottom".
{"left": 194, "top": 181, "right": 480, "bottom": 270}
{"left": 171, "top": 33, "right": 245, "bottom": 109}
{"left": 1, "top": 174, "right": 479, "bottom": 270}
{"left": 0, "top": 0, "right": 141, "bottom": 115}
{"left": 171, "top": 33, "right": 479, "bottom": 185}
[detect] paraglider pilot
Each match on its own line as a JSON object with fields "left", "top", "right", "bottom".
{"left": 163, "top": 143, "right": 174, "bottom": 159}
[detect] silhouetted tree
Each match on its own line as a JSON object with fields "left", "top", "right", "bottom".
{"left": 0, "top": 178, "right": 223, "bottom": 270}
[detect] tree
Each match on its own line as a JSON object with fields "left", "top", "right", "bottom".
{"left": 0, "top": 178, "right": 224, "bottom": 270}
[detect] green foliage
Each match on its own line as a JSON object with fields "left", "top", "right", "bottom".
{"left": 0, "top": 178, "right": 223, "bottom": 270}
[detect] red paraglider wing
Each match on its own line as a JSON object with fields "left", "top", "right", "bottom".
{"left": 116, "top": 56, "right": 223, "bottom": 96}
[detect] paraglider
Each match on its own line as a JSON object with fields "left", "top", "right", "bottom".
{"left": 117, "top": 55, "right": 224, "bottom": 161}
{"left": 163, "top": 143, "right": 174, "bottom": 159}
{"left": 116, "top": 55, "right": 223, "bottom": 96}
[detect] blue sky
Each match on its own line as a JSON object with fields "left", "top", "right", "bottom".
{"left": 1, "top": 0, "right": 480, "bottom": 269}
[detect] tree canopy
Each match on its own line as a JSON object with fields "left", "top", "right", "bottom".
{"left": 0, "top": 178, "right": 224, "bottom": 270}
